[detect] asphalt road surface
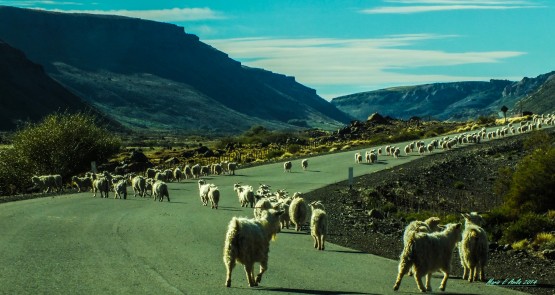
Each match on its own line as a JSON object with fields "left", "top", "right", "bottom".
{"left": 0, "top": 130, "right": 535, "bottom": 295}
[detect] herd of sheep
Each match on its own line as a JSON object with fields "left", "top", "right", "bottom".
{"left": 27, "top": 115, "right": 554, "bottom": 292}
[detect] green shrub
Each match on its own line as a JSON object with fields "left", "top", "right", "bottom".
{"left": 501, "top": 213, "right": 555, "bottom": 244}
{"left": 266, "top": 150, "right": 285, "bottom": 159}
{"left": 1, "top": 113, "right": 120, "bottom": 193}
{"left": 502, "top": 146, "right": 555, "bottom": 215}
{"left": 287, "top": 144, "right": 302, "bottom": 154}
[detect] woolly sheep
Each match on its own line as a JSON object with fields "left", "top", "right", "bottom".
{"left": 289, "top": 196, "right": 309, "bottom": 231}
{"left": 163, "top": 169, "right": 173, "bottom": 182}
{"left": 310, "top": 208, "right": 328, "bottom": 251}
{"left": 213, "top": 164, "right": 223, "bottom": 175}
{"left": 284, "top": 161, "right": 292, "bottom": 172}
{"left": 254, "top": 198, "right": 273, "bottom": 219}
{"left": 234, "top": 184, "right": 255, "bottom": 208}
{"left": 402, "top": 217, "right": 443, "bottom": 247}
{"left": 198, "top": 179, "right": 211, "bottom": 206}
{"left": 31, "top": 175, "right": 56, "bottom": 193}
{"left": 71, "top": 176, "right": 92, "bottom": 193}
{"left": 393, "top": 223, "right": 463, "bottom": 292}
{"left": 173, "top": 167, "right": 183, "bottom": 182}
{"left": 152, "top": 180, "right": 170, "bottom": 202}
{"left": 301, "top": 159, "right": 308, "bottom": 170}
{"left": 459, "top": 213, "right": 488, "bottom": 282}
{"left": 146, "top": 168, "right": 157, "bottom": 179}
{"left": 154, "top": 172, "right": 166, "bottom": 182}
{"left": 92, "top": 177, "right": 109, "bottom": 198}
{"left": 132, "top": 176, "right": 147, "bottom": 197}
{"left": 208, "top": 185, "right": 220, "bottom": 209}
{"left": 223, "top": 209, "right": 284, "bottom": 287}
{"left": 355, "top": 152, "right": 362, "bottom": 163}
{"left": 113, "top": 180, "right": 127, "bottom": 199}
{"left": 200, "top": 165, "right": 211, "bottom": 176}
{"left": 183, "top": 165, "right": 193, "bottom": 179}
{"left": 192, "top": 164, "right": 201, "bottom": 179}
{"left": 227, "top": 162, "right": 237, "bottom": 175}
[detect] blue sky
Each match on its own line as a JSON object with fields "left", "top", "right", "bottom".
{"left": 1, "top": 0, "right": 553, "bottom": 100}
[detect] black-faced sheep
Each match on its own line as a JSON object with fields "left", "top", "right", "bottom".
{"left": 393, "top": 223, "right": 463, "bottom": 293}
{"left": 301, "top": 159, "right": 308, "bottom": 170}
{"left": 223, "top": 209, "right": 284, "bottom": 287}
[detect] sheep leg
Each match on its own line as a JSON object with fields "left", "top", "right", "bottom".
{"left": 224, "top": 260, "right": 235, "bottom": 287}
{"left": 413, "top": 273, "right": 427, "bottom": 293}
{"left": 479, "top": 265, "right": 486, "bottom": 281}
{"left": 244, "top": 264, "right": 256, "bottom": 287}
{"left": 462, "top": 265, "right": 469, "bottom": 280}
{"left": 255, "top": 261, "right": 268, "bottom": 285}
{"left": 320, "top": 235, "right": 326, "bottom": 250}
{"left": 425, "top": 273, "right": 432, "bottom": 292}
{"left": 393, "top": 259, "right": 412, "bottom": 291}
{"left": 312, "top": 235, "right": 318, "bottom": 249}
{"left": 439, "top": 270, "right": 449, "bottom": 291}
{"left": 469, "top": 267, "right": 475, "bottom": 282}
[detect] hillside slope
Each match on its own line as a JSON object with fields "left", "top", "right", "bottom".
{"left": 0, "top": 6, "right": 351, "bottom": 133}
{"left": 332, "top": 72, "right": 555, "bottom": 121}
{"left": 0, "top": 40, "right": 111, "bottom": 130}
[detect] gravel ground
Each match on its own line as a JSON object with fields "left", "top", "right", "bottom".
{"left": 304, "top": 129, "right": 555, "bottom": 295}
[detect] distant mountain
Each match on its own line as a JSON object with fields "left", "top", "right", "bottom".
{"left": 0, "top": 6, "right": 351, "bottom": 133}
{"left": 0, "top": 39, "right": 114, "bottom": 130}
{"left": 331, "top": 72, "right": 555, "bottom": 121}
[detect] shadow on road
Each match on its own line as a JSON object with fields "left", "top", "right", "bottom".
{"left": 257, "top": 287, "right": 379, "bottom": 295}
{"left": 327, "top": 249, "right": 367, "bottom": 255}
{"left": 217, "top": 206, "right": 244, "bottom": 212}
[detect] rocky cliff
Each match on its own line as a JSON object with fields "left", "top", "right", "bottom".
{"left": 0, "top": 6, "right": 351, "bottom": 133}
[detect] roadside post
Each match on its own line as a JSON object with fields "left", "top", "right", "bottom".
{"left": 348, "top": 167, "right": 353, "bottom": 190}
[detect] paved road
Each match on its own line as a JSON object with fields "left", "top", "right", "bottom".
{"left": 0, "top": 129, "right": 536, "bottom": 294}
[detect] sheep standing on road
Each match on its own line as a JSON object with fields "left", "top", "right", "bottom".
{"left": 289, "top": 196, "right": 309, "bottom": 231}
{"left": 198, "top": 179, "right": 211, "bottom": 206}
{"left": 152, "top": 180, "right": 170, "bottom": 202}
{"left": 71, "top": 176, "right": 92, "bottom": 193}
{"left": 393, "top": 223, "right": 463, "bottom": 293}
{"left": 132, "top": 176, "right": 147, "bottom": 197}
{"left": 227, "top": 162, "right": 237, "bottom": 175}
{"left": 234, "top": 184, "right": 255, "bottom": 208}
{"left": 254, "top": 198, "right": 273, "bottom": 219}
{"left": 459, "top": 212, "right": 488, "bottom": 282}
{"left": 173, "top": 168, "right": 183, "bottom": 182}
{"left": 92, "top": 177, "right": 109, "bottom": 198}
{"left": 223, "top": 209, "right": 284, "bottom": 287}
{"left": 208, "top": 185, "right": 220, "bottom": 209}
{"left": 301, "top": 159, "right": 308, "bottom": 170}
{"left": 310, "top": 209, "right": 328, "bottom": 250}
{"left": 355, "top": 152, "right": 362, "bottom": 163}
{"left": 284, "top": 161, "right": 292, "bottom": 172}
{"left": 113, "top": 180, "right": 127, "bottom": 199}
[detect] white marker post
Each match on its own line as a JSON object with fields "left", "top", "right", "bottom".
{"left": 91, "top": 161, "right": 97, "bottom": 173}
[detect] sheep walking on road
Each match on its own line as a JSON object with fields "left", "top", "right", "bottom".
{"left": 310, "top": 209, "right": 328, "bottom": 250}
{"left": 208, "top": 185, "right": 220, "bottom": 209}
{"left": 223, "top": 209, "right": 284, "bottom": 287}
{"left": 459, "top": 213, "right": 488, "bottom": 282}
{"left": 301, "top": 159, "right": 308, "bottom": 170}
{"left": 393, "top": 223, "right": 463, "bottom": 293}
{"left": 289, "top": 196, "right": 309, "bottom": 231}
{"left": 152, "top": 180, "right": 170, "bottom": 202}
{"left": 113, "top": 180, "right": 127, "bottom": 199}
{"left": 92, "top": 177, "right": 109, "bottom": 198}
{"left": 284, "top": 161, "right": 292, "bottom": 172}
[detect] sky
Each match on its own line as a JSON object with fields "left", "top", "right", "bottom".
{"left": 1, "top": 0, "right": 554, "bottom": 100}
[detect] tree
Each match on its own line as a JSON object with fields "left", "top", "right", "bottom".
{"left": 501, "top": 105, "right": 509, "bottom": 123}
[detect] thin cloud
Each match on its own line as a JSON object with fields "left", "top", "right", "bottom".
{"left": 0, "top": 0, "right": 84, "bottom": 5}
{"left": 206, "top": 35, "right": 526, "bottom": 99}
{"left": 38, "top": 7, "right": 224, "bottom": 22}
{"left": 362, "top": 0, "right": 542, "bottom": 14}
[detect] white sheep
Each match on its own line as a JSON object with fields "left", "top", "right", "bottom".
{"left": 223, "top": 209, "right": 284, "bottom": 287}
{"left": 173, "top": 167, "right": 183, "bottom": 182}
{"left": 183, "top": 165, "right": 193, "bottom": 179}
{"left": 113, "top": 180, "right": 127, "bottom": 199}
{"left": 393, "top": 223, "right": 463, "bottom": 293}
{"left": 289, "top": 196, "right": 309, "bottom": 231}
{"left": 71, "top": 175, "right": 92, "bottom": 193}
{"left": 198, "top": 179, "right": 211, "bottom": 206}
{"left": 284, "top": 161, "right": 292, "bottom": 172}
{"left": 254, "top": 198, "right": 273, "bottom": 219}
{"left": 310, "top": 208, "right": 328, "bottom": 251}
{"left": 152, "top": 180, "right": 170, "bottom": 202}
{"left": 227, "top": 162, "right": 237, "bottom": 175}
{"left": 31, "top": 175, "right": 56, "bottom": 193}
{"left": 301, "top": 159, "right": 308, "bottom": 170}
{"left": 132, "top": 175, "right": 147, "bottom": 197}
{"left": 191, "top": 164, "right": 201, "bottom": 179}
{"left": 355, "top": 152, "right": 362, "bottom": 163}
{"left": 402, "top": 217, "right": 443, "bottom": 276}
{"left": 459, "top": 213, "right": 488, "bottom": 282}
{"left": 233, "top": 184, "right": 255, "bottom": 208}
{"left": 208, "top": 185, "right": 220, "bottom": 209}
{"left": 92, "top": 177, "right": 109, "bottom": 198}
{"left": 200, "top": 165, "right": 210, "bottom": 177}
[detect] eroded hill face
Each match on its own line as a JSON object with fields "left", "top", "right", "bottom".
{"left": 0, "top": 6, "right": 351, "bottom": 133}
{"left": 0, "top": 40, "right": 103, "bottom": 130}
